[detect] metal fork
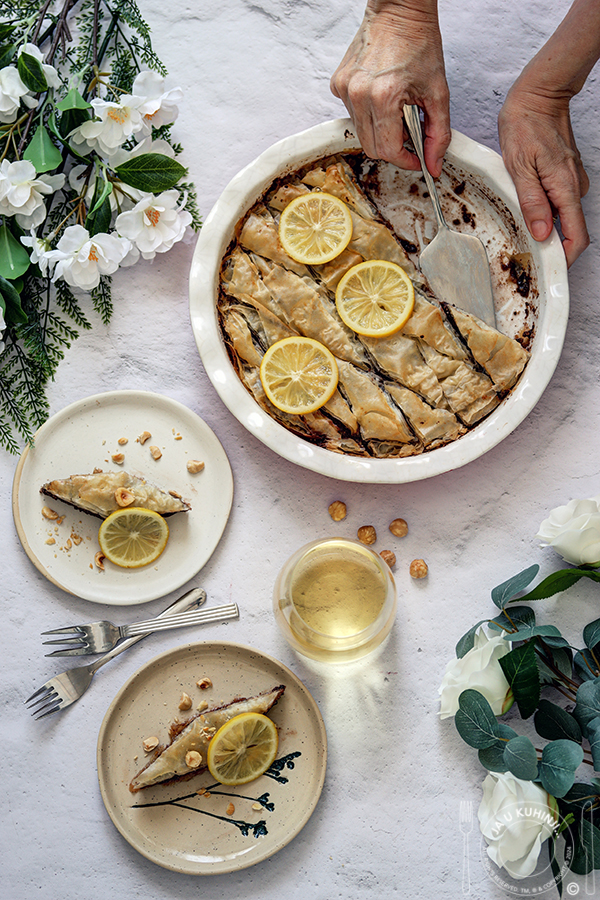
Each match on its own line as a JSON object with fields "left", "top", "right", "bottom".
{"left": 25, "top": 587, "right": 227, "bottom": 719}
{"left": 42, "top": 602, "right": 239, "bottom": 656}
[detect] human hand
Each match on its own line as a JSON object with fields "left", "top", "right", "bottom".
{"left": 498, "top": 84, "right": 590, "bottom": 268}
{"left": 330, "top": 2, "right": 451, "bottom": 176}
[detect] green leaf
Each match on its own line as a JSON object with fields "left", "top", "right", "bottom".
{"left": 47, "top": 110, "right": 91, "bottom": 162}
{"left": 489, "top": 605, "right": 536, "bottom": 634}
{"left": 0, "top": 275, "right": 27, "bottom": 326}
{"left": 574, "top": 649, "right": 600, "bottom": 682}
{"left": 22, "top": 124, "right": 63, "bottom": 174}
{"left": 478, "top": 723, "right": 518, "bottom": 772}
{"left": 0, "top": 24, "right": 15, "bottom": 42}
{"left": 534, "top": 699, "right": 582, "bottom": 743}
{"left": 503, "top": 735, "right": 539, "bottom": 780}
{"left": 502, "top": 624, "right": 566, "bottom": 643}
{"left": 115, "top": 153, "right": 187, "bottom": 192}
{"left": 538, "top": 740, "right": 584, "bottom": 798}
{"left": 568, "top": 817, "right": 600, "bottom": 874}
{"left": 85, "top": 180, "right": 113, "bottom": 237}
{"left": 562, "top": 782, "right": 600, "bottom": 807}
{"left": 537, "top": 646, "right": 574, "bottom": 686}
{"left": 585, "top": 716, "right": 600, "bottom": 771}
{"left": 56, "top": 90, "right": 92, "bottom": 138}
{"left": 499, "top": 640, "right": 540, "bottom": 719}
{"left": 584, "top": 618, "right": 600, "bottom": 651}
{"left": 0, "top": 42, "right": 17, "bottom": 69}
{"left": 491, "top": 565, "right": 539, "bottom": 609}
{"left": 17, "top": 51, "right": 48, "bottom": 93}
{"left": 56, "top": 89, "right": 92, "bottom": 113}
{"left": 454, "top": 689, "right": 500, "bottom": 749}
{"left": 0, "top": 225, "right": 31, "bottom": 280}
{"left": 455, "top": 620, "right": 488, "bottom": 658}
{"left": 517, "top": 568, "right": 600, "bottom": 603}
{"left": 574, "top": 678, "right": 600, "bottom": 734}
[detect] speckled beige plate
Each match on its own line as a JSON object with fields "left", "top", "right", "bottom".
{"left": 97, "top": 641, "right": 327, "bottom": 874}
{"left": 12, "top": 390, "right": 233, "bottom": 605}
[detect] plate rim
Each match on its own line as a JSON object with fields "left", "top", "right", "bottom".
{"left": 96, "top": 640, "right": 328, "bottom": 874}
{"left": 189, "top": 116, "right": 569, "bottom": 484}
{"left": 12, "top": 389, "right": 234, "bottom": 604}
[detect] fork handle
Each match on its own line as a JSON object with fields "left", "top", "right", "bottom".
{"left": 122, "top": 604, "right": 239, "bottom": 637}
{"left": 403, "top": 104, "right": 448, "bottom": 232}
{"left": 88, "top": 587, "right": 206, "bottom": 674}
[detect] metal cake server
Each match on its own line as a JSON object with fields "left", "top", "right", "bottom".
{"left": 403, "top": 104, "right": 496, "bottom": 327}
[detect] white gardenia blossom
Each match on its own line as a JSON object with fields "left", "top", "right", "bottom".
{"left": 0, "top": 66, "right": 36, "bottom": 123}
{"left": 69, "top": 97, "right": 145, "bottom": 157}
{"left": 0, "top": 159, "right": 65, "bottom": 228}
{"left": 438, "top": 627, "right": 512, "bottom": 719}
{"left": 115, "top": 190, "right": 192, "bottom": 259}
{"left": 18, "top": 43, "right": 60, "bottom": 89}
{"left": 20, "top": 228, "right": 53, "bottom": 276}
{"left": 478, "top": 772, "right": 559, "bottom": 879}
{"left": 130, "top": 70, "right": 183, "bottom": 133}
{"left": 46, "top": 224, "right": 133, "bottom": 291}
{"left": 536, "top": 496, "right": 600, "bottom": 567}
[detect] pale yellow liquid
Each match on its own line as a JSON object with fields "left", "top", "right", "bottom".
{"left": 288, "top": 541, "right": 388, "bottom": 641}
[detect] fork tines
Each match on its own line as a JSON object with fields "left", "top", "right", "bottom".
{"left": 25, "top": 685, "right": 62, "bottom": 719}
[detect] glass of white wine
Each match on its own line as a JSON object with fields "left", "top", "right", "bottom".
{"left": 273, "top": 537, "right": 397, "bottom": 663}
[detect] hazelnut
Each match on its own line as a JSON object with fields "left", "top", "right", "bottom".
{"left": 143, "top": 736, "right": 159, "bottom": 752}
{"left": 111, "top": 452, "right": 125, "bottom": 465}
{"left": 149, "top": 445, "right": 162, "bottom": 460}
{"left": 389, "top": 518, "right": 408, "bottom": 538}
{"left": 252, "top": 802, "right": 263, "bottom": 811}
{"left": 410, "top": 558, "right": 428, "bottom": 579}
{"left": 71, "top": 532, "right": 83, "bottom": 546}
{"left": 328, "top": 500, "right": 347, "bottom": 521}
{"left": 187, "top": 459, "right": 205, "bottom": 474}
{"left": 114, "top": 487, "right": 135, "bottom": 507}
{"left": 117, "top": 437, "right": 128, "bottom": 445}
{"left": 45, "top": 537, "right": 56, "bottom": 545}
{"left": 196, "top": 677, "right": 212, "bottom": 690}
{"left": 226, "top": 802, "right": 235, "bottom": 816}
{"left": 41, "top": 506, "right": 59, "bottom": 520}
{"left": 380, "top": 549, "right": 396, "bottom": 568}
{"left": 357, "top": 525, "right": 377, "bottom": 545}
{"left": 137, "top": 431, "right": 152, "bottom": 445}
{"left": 185, "top": 750, "right": 202, "bottom": 769}
{"left": 196, "top": 699, "right": 209, "bottom": 712}
{"left": 94, "top": 551, "right": 105, "bottom": 570}
{"left": 178, "top": 692, "right": 192, "bottom": 710}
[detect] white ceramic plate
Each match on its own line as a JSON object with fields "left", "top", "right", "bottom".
{"left": 97, "top": 641, "right": 327, "bottom": 874}
{"left": 12, "top": 391, "right": 233, "bottom": 605}
{"left": 189, "top": 117, "right": 569, "bottom": 483}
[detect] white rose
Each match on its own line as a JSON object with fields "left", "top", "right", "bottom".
{"left": 536, "top": 496, "right": 600, "bottom": 567}
{"left": 438, "top": 628, "right": 512, "bottom": 719}
{"left": 478, "top": 772, "right": 559, "bottom": 879}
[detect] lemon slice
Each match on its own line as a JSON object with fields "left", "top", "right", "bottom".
{"left": 207, "top": 712, "right": 279, "bottom": 785}
{"left": 98, "top": 507, "right": 169, "bottom": 568}
{"left": 259, "top": 336, "right": 339, "bottom": 415}
{"left": 335, "top": 259, "right": 415, "bottom": 337}
{"left": 278, "top": 192, "right": 353, "bottom": 265}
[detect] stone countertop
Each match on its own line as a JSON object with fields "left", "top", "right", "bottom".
{"left": 2, "top": 1, "right": 599, "bottom": 897}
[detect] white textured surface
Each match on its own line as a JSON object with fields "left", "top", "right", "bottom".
{"left": 2, "top": 1, "right": 600, "bottom": 897}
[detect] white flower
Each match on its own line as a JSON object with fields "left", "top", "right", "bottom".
{"left": 18, "top": 43, "right": 60, "bottom": 89}
{"left": 115, "top": 189, "right": 192, "bottom": 260}
{"left": 478, "top": 772, "right": 559, "bottom": 879}
{"left": 0, "top": 159, "right": 65, "bottom": 228}
{"left": 47, "top": 224, "right": 133, "bottom": 290}
{"left": 68, "top": 97, "right": 145, "bottom": 157}
{"left": 20, "top": 228, "right": 53, "bottom": 276}
{"left": 130, "top": 70, "right": 183, "bottom": 134}
{"left": 0, "top": 66, "right": 35, "bottom": 124}
{"left": 105, "top": 135, "right": 175, "bottom": 169}
{"left": 438, "top": 627, "right": 512, "bottom": 719}
{"left": 536, "top": 497, "right": 600, "bottom": 567}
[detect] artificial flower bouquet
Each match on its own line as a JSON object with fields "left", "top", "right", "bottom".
{"left": 440, "top": 496, "right": 600, "bottom": 892}
{"left": 0, "top": 0, "right": 200, "bottom": 453}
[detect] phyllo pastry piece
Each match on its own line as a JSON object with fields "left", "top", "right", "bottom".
{"left": 337, "top": 360, "right": 417, "bottom": 448}
{"left": 129, "top": 685, "right": 286, "bottom": 792}
{"left": 40, "top": 471, "right": 191, "bottom": 519}
{"left": 239, "top": 204, "right": 310, "bottom": 277}
{"left": 444, "top": 304, "right": 529, "bottom": 391}
{"left": 385, "top": 382, "right": 465, "bottom": 447}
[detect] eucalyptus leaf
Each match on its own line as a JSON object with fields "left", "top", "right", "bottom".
{"left": 0, "top": 42, "right": 17, "bottom": 69}
{"left": 537, "top": 647, "right": 574, "bottom": 686}
{"left": 17, "top": 51, "right": 47, "bottom": 93}
{"left": 0, "top": 275, "right": 27, "bottom": 326}
{"left": 454, "top": 689, "right": 500, "bottom": 749}
{"left": 501, "top": 624, "right": 564, "bottom": 643}
{"left": 503, "top": 735, "right": 539, "bottom": 780}
{"left": 499, "top": 640, "right": 541, "bottom": 719}
{"left": 574, "top": 649, "right": 600, "bottom": 683}
{"left": 574, "top": 678, "right": 600, "bottom": 734}
{"left": 0, "top": 225, "right": 31, "bottom": 280}
{"left": 491, "top": 564, "right": 539, "bottom": 610}
{"left": 518, "top": 568, "right": 600, "bottom": 604}
{"left": 22, "top": 124, "right": 63, "bottom": 173}
{"left": 584, "top": 618, "right": 600, "bottom": 652}
{"left": 585, "top": 716, "right": 600, "bottom": 772}
{"left": 534, "top": 699, "right": 582, "bottom": 743}
{"left": 489, "top": 605, "right": 536, "bottom": 634}
{"left": 115, "top": 153, "right": 187, "bottom": 192}
{"left": 455, "top": 620, "right": 488, "bottom": 658}
{"left": 568, "top": 817, "right": 600, "bottom": 874}
{"left": 538, "top": 740, "right": 584, "bottom": 798}
{"left": 562, "top": 783, "right": 600, "bottom": 807}
{"left": 478, "top": 723, "right": 518, "bottom": 772}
